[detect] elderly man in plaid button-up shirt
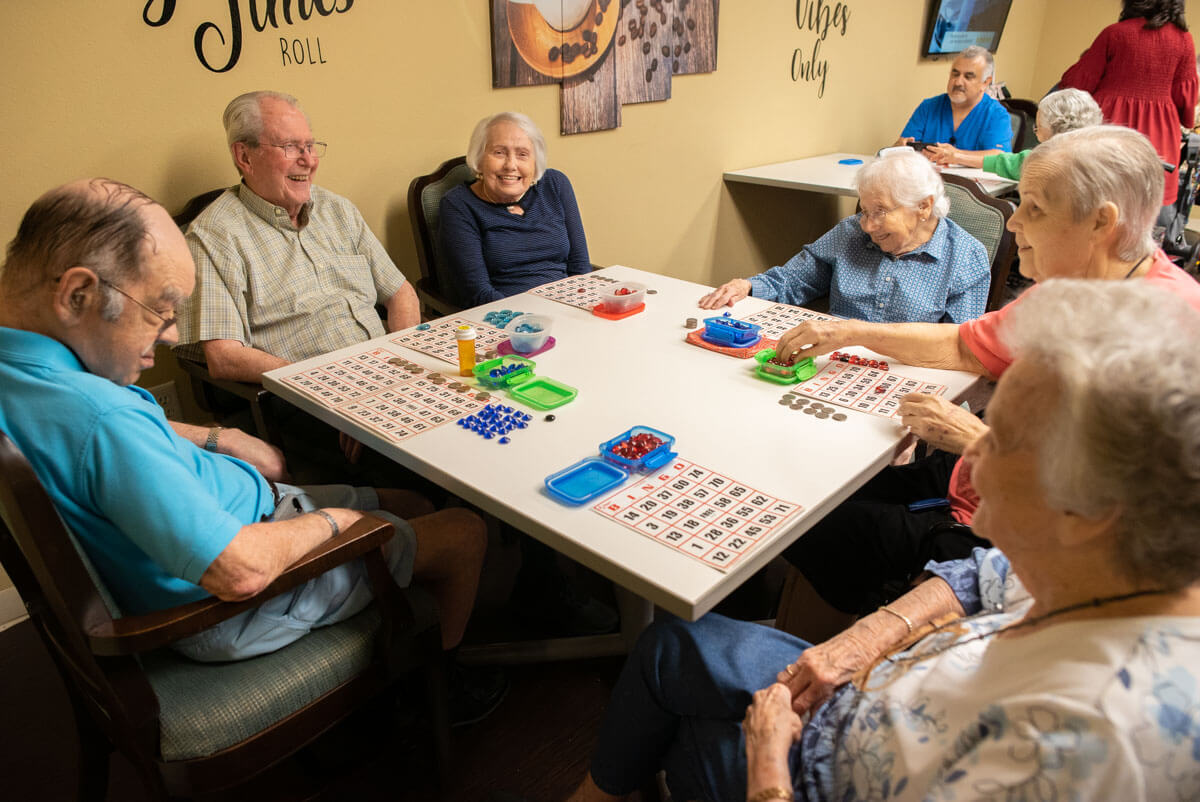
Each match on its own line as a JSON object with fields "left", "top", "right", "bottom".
{"left": 176, "top": 90, "right": 422, "bottom": 472}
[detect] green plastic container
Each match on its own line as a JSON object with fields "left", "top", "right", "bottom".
{"left": 473, "top": 355, "right": 535, "bottom": 389}
{"left": 508, "top": 376, "right": 578, "bottom": 410}
{"left": 754, "top": 348, "right": 816, "bottom": 384}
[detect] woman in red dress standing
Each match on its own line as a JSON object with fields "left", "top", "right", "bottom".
{"left": 1060, "top": 0, "right": 1197, "bottom": 218}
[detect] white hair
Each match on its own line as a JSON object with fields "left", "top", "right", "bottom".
{"left": 465, "top": 112, "right": 548, "bottom": 182}
{"left": 222, "top": 90, "right": 305, "bottom": 147}
{"left": 1038, "top": 89, "right": 1103, "bottom": 136}
{"left": 221, "top": 91, "right": 311, "bottom": 176}
{"left": 1001, "top": 279, "right": 1200, "bottom": 588}
{"left": 855, "top": 151, "right": 950, "bottom": 218}
{"left": 1023, "top": 125, "right": 1162, "bottom": 261}
{"left": 958, "top": 45, "right": 994, "bottom": 80}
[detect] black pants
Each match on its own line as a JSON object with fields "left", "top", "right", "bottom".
{"left": 783, "top": 450, "right": 990, "bottom": 615}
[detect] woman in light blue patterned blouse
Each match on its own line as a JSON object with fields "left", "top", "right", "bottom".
{"left": 567, "top": 280, "right": 1200, "bottom": 802}
{"left": 699, "top": 151, "right": 990, "bottom": 324}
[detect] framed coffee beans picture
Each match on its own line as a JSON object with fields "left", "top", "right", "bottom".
{"left": 490, "top": 0, "right": 719, "bottom": 134}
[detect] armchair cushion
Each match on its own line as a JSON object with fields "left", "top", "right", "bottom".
{"left": 146, "top": 606, "right": 380, "bottom": 760}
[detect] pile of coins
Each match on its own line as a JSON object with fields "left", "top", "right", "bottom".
{"left": 387, "top": 357, "right": 425, "bottom": 375}
{"left": 389, "top": 358, "right": 481, "bottom": 395}
{"left": 608, "top": 431, "right": 665, "bottom": 460}
{"left": 778, "top": 393, "right": 847, "bottom": 422}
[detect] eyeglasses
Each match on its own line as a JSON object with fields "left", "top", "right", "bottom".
{"left": 858, "top": 206, "right": 900, "bottom": 224}
{"left": 256, "top": 140, "right": 327, "bottom": 159}
{"left": 98, "top": 277, "right": 177, "bottom": 334}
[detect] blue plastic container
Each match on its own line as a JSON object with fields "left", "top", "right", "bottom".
{"left": 598, "top": 426, "right": 677, "bottom": 472}
{"left": 544, "top": 425, "right": 678, "bottom": 505}
{"left": 543, "top": 458, "right": 628, "bottom": 505}
{"left": 701, "top": 316, "right": 761, "bottom": 348}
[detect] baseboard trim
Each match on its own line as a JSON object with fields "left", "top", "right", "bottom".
{"left": 0, "top": 586, "right": 28, "bottom": 632}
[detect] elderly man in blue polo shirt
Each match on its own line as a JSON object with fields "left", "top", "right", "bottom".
{"left": 0, "top": 179, "right": 503, "bottom": 719}
{"left": 896, "top": 45, "right": 1013, "bottom": 164}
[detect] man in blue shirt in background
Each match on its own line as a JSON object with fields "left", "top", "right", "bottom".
{"left": 0, "top": 179, "right": 503, "bottom": 720}
{"left": 896, "top": 45, "right": 1012, "bottom": 164}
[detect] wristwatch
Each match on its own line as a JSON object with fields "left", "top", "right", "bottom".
{"left": 204, "top": 426, "right": 223, "bottom": 452}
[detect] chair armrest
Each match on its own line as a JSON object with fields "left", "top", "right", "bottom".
{"left": 86, "top": 514, "right": 395, "bottom": 656}
{"left": 176, "top": 355, "right": 269, "bottom": 406}
{"left": 414, "top": 276, "right": 463, "bottom": 318}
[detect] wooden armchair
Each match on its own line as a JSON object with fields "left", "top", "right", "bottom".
{"left": 174, "top": 352, "right": 282, "bottom": 446}
{"left": 171, "top": 188, "right": 283, "bottom": 445}
{"left": 0, "top": 430, "right": 449, "bottom": 800}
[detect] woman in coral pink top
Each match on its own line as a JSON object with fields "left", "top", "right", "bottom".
{"left": 1059, "top": 0, "right": 1197, "bottom": 208}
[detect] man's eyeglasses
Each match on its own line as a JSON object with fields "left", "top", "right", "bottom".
{"left": 98, "top": 277, "right": 177, "bottom": 333}
{"left": 256, "top": 140, "right": 328, "bottom": 159}
{"left": 858, "top": 206, "right": 900, "bottom": 224}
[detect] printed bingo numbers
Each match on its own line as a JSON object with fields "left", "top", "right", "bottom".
{"left": 741, "top": 304, "right": 835, "bottom": 340}
{"left": 277, "top": 346, "right": 487, "bottom": 441}
{"left": 793, "top": 361, "right": 949, "bottom": 418}
{"left": 527, "top": 273, "right": 620, "bottom": 310}
{"left": 389, "top": 317, "right": 509, "bottom": 365}
{"left": 593, "top": 459, "right": 803, "bottom": 572}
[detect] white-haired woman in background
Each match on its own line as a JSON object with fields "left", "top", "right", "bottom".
{"left": 439, "top": 111, "right": 591, "bottom": 309}
{"left": 699, "top": 151, "right": 990, "bottom": 323}
{"left": 930, "top": 88, "right": 1104, "bottom": 178}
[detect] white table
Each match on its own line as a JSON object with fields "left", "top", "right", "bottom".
{"left": 264, "top": 266, "right": 981, "bottom": 636}
{"left": 724, "top": 152, "right": 1016, "bottom": 197}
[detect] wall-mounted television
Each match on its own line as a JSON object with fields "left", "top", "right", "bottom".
{"left": 922, "top": 0, "right": 1014, "bottom": 56}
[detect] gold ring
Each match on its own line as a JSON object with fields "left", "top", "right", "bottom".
{"left": 785, "top": 663, "right": 797, "bottom": 676}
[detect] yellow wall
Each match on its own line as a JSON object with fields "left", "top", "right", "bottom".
{"left": 1030, "top": 0, "right": 1200, "bottom": 96}
{"left": 0, "top": 1, "right": 1183, "bottom": 596}
{"left": 1, "top": 2, "right": 1052, "bottom": 282}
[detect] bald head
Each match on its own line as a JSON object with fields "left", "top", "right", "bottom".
{"left": 1, "top": 178, "right": 187, "bottom": 319}
{"left": 0, "top": 179, "right": 195, "bottom": 385}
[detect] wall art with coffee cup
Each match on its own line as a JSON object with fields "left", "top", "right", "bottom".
{"left": 491, "top": 0, "right": 719, "bottom": 135}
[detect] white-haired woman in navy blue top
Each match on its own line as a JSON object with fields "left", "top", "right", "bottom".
{"left": 439, "top": 111, "right": 591, "bottom": 308}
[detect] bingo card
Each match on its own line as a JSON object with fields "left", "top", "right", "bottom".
{"left": 277, "top": 346, "right": 488, "bottom": 442}
{"left": 528, "top": 273, "right": 621, "bottom": 310}
{"left": 593, "top": 458, "right": 803, "bottom": 573}
{"left": 389, "top": 317, "right": 509, "bottom": 365}
{"left": 742, "top": 304, "right": 836, "bottom": 340}
{"left": 794, "top": 361, "right": 948, "bottom": 418}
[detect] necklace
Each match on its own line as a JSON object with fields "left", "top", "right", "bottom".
{"left": 883, "top": 587, "right": 1173, "bottom": 666}
{"left": 1123, "top": 253, "right": 1150, "bottom": 279}
{"left": 472, "top": 179, "right": 530, "bottom": 214}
